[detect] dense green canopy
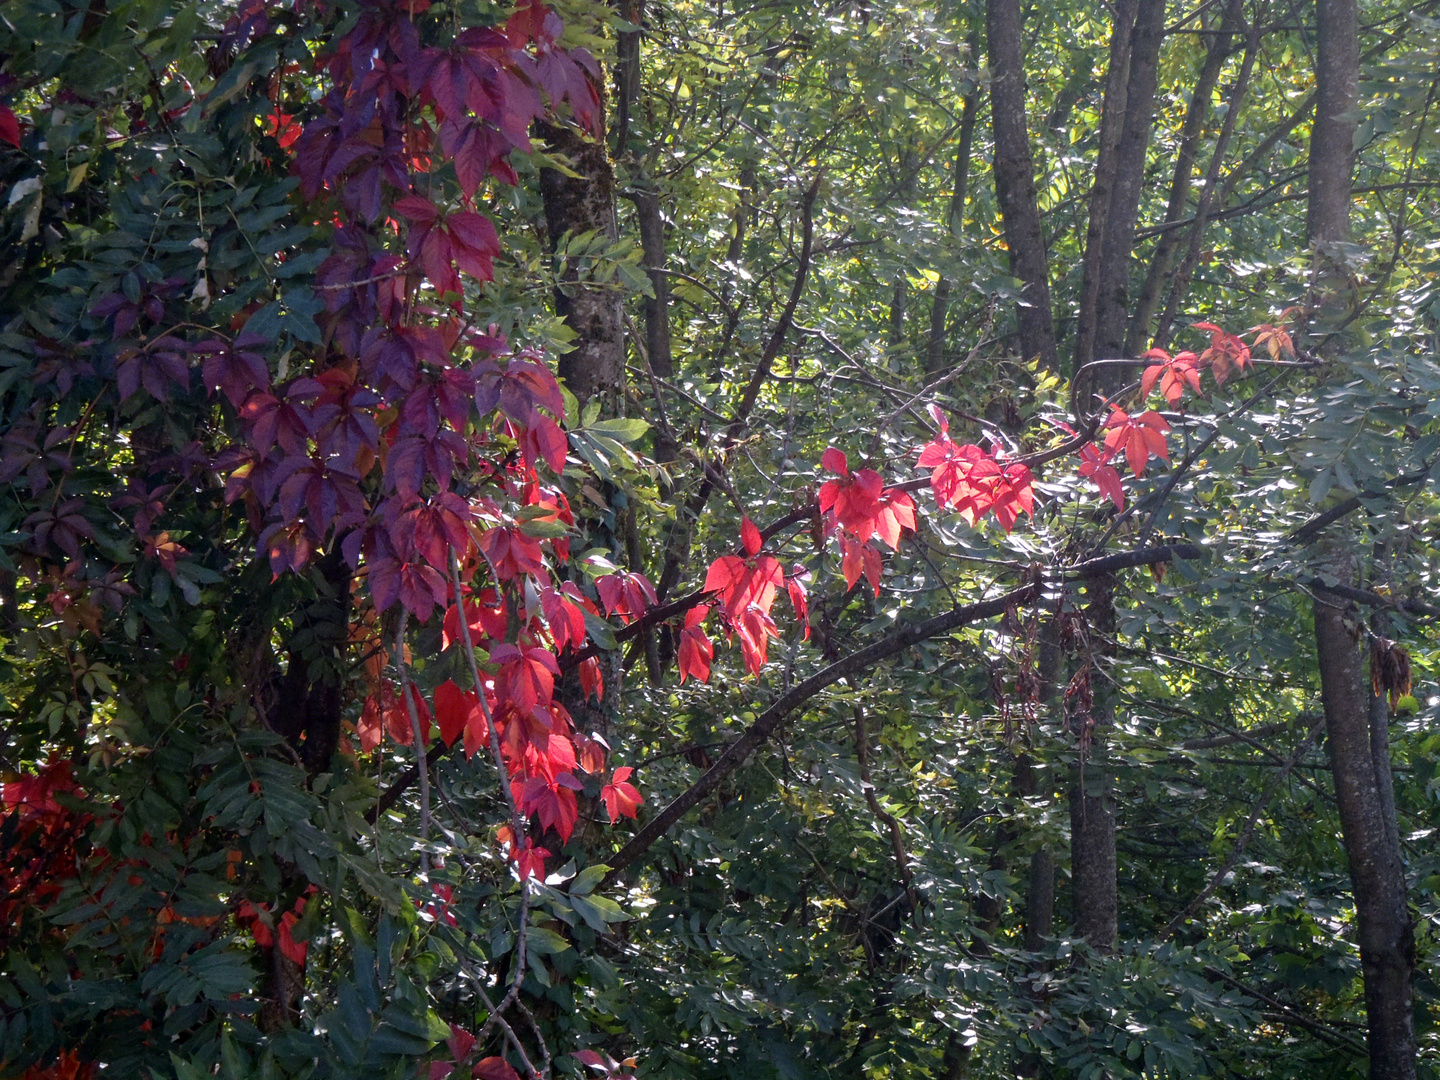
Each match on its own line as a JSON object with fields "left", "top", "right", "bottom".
{"left": 1, "top": 0, "right": 1438, "bottom": 1078}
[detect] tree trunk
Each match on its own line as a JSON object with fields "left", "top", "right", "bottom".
{"left": 1073, "top": 0, "right": 1139, "bottom": 374}
{"left": 1306, "top": 0, "right": 1363, "bottom": 333}
{"left": 985, "top": 0, "right": 1057, "bottom": 369}
{"left": 1088, "top": 0, "right": 1167, "bottom": 366}
{"left": 1307, "top": 0, "right": 1361, "bottom": 250}
{"left": 1313, "top": 586, "right": 1416, "bottom": 1080}
{"left": 1070, "top": 574, "right": 1117, "bottom": 951}
{"left": 537, "top": 100, "right": 625, "bottom": 406}
{"left": 1125, "top": 0, "right": 1241, "bottom": 355}
{"left": 1303, "top": 9, "right": 1414, "bottom": 1072}
{"left": 1149, "top": 30, "right": 1260, "bottom": 351}
{"left": 612, "top": 0, "right": 641, "bottom": 154}
{"left": 1023, "top": 616, "right": 1062, "bottom": 950}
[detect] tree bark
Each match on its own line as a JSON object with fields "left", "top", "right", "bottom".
{"left": 1125, "top": 0, "right": 1242, "bottom": 354}
{"left": 537, "top": 100, "right": 625, "bottom": 406}
{"left": 1073, "top": 0, "right": 1139, "bottom": 375}
{"left": 1069, "top": 574, "right": 1117, "bottom": 951}
{"left": 1149, "top": 30, "right": 1260, "bottom": 351}
{"left": 1023, "top": 615, "right": 1062, "bottom": 950}
{"left": 1302, "top": 9, "right": 1415, "bottom": 1072}
{"left": 985, "top": 0, "right": 1057, "bottom": 369}
{"left": 1307, "top": 0, "right": 1361, "bottom": 248}
{"left": 1088, "top": 0, "right": 1167, "bottom": 366}
{"left": 1313, "top": 586, "right": 1415, "bottom": 1080}
{"left": 1306, "top": 0, "right": 1363, "bottom": 335}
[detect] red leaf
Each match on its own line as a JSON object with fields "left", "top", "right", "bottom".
{"left": 989, "top": 462, "right": 1035, "bottom": 532}
{"left": 1077, "top": 444, "right": 1125, "bottom": 510}
{"left": 384, "top": 682, "right": 433, "bottom": 746}
{"left": 358, "top": 689, "right": 386, "bottom": 752}
{"left": 819, "top": 467, "right": 886, "bottom": 540}
{"left": 0, "top": 104, "right": 20, "bottom": 147}
{"left": 678, "top": 608, "right": 713, "bottom": 684}
{"left": 820, "top": 447, "right": 849, "bottom": 476}
{"left": 1192, "top": 321, "right": 1251, "bottom": 386}
{"left": 1142, "top": 350, "right": 1203, "bottom": 407}
{"left": 871, "top": 489, "right": 916, "bottom": 550}
{"left": 479, "top": 525, "right": 546, "bottom": 581}
{"left": 473, "top": 1058, "right": 521, "bottom": 1080}
{"left": 447, "top": 1025, "right": 477, "bottom": 1065}
{"left": 578, "top": 655, "right": 604, "bottom": 702}
{"left": 733, "top": 604, "right": 779, "bottom": 673}
{"left": 434, "top": 679, "right": 486, "bottom": 752}
{"left": 786, "top": 567, "right": 810, "bottom": 640}
{"left": 595, "top": 571, "right": 656, "bottom": 622}
{"left": 740, "top": 516, "right": 762, "bottom": 557}
{"left": 492, "top": 642, "right": 558, "bottom": 714}
{"left": 703, "top": 554, "right": 782, "bottom": 621}
{"left": 600, "top": 766, "right": 643, "bottom": 823}
{"left": 443, "top": 592, "right": 507, "bottom": 650}
{"left": 839, "top": 534, "right": 866, "bottom": 593}
{"left": 516, "top": 776, "right": 578, "bottom": 840}
{"left": 541, "top": 584, "right": 591, "bottom": 652}
{"left": 860, "top": 542, "right": 882, "bottom": 596}
{"left": 394, "top": 194, "right": 441, "bottom": 227}
{"left": 512, "top": 838, "right": 550, "bottom": 882}
{"left": 1103, "top": 409, "right": 1170, "bottom": 478}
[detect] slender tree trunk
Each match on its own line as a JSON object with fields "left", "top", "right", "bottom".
{"left": 1126, "top": 0, "right": 1241, "bottom": 354}
{"left": 612, "top": 0, "right": 641, "bottom": 154}
{"left": 1306, "top": 0, "right": 1363, "bottom": 334}
{"left": 1313, "top": 585, "right": 1416, "bottom": 1080}
{"left": 1023, "top": 616, "right": 1061, "bottom": 950}
{"left": 1150, "top": 31, "right": 1260, "bottom": 351}
{"left": 1073, "top": 0, "right": 1139, "bottom": 374}
{"left": 537, "top": 97, "right": 624, "bottom": 406}
{"left": 1308, "top": 0, "right": 1361, "bottom": 253}
{"left": 1304, "top": 7, "right": 1414, "bottom": 1074}
{"left": 985, "top": 0, "right": 1057, "bottom": 369}
{"left": 888, "top": 273, "right": 907, "bottom": 347}
{"left": 1089, "top": 0, "right": 1167, "bottom": 365}
{"left": 927, "top": 69, "right": 979, "bottom": 374}
{"left": 1069, "top": 574, "right": 1117, "bottom": 950}
{"left": 1063, "top": 7, "right": 1164, "bottom": 950}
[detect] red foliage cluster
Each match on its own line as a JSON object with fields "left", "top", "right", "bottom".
{"left": 1, "top": 759, "right": 90, "bottom": 940}
{"left": 236, "top": 888, "right": 314, "bottom": 965}
{"left": 224, "top": 0, "right": 630, "bottom": 876}
{"left": 916, "top": 408, "right": 1034, "bottom": 530}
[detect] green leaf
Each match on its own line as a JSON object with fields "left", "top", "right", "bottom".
{"left": 569, "top": 864, "right": 610, "bottom": 896}
{"left": 584, "top": 418, "right": 651, "bottom": 444}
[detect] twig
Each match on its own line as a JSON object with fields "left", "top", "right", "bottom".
{"left": 394, "top": 610, "right": 431, "bottom": 875}
{"left": 852, "top": 695, "right": 917, "bottom": 914}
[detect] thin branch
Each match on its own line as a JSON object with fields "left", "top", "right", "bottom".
{"left": 394, "top": 611, "right": 431, "bottom": 875}
{"left": 1203, "top": 966, "right": 1367, "bottom": 1055}
{"left": 1161, "top": 714, "right": 1324, "bottom": 939}
{"left": 599, "top": 583, "right": 1042, "bottom": 886}
{"left": 852, "top": 695, "right": 917, "bottom": 913}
